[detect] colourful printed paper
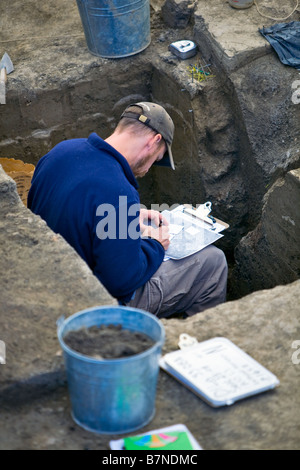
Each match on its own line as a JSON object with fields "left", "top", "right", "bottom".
{"left": 124, "top": 431, "right": 194, "bottom": 450}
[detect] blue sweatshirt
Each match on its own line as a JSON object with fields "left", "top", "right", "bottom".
{"left": 28, "top": 133, "right": 165, "bottom": 303}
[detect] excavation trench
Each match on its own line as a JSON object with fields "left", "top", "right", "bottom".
{"left": 1, "top": 57, "right": 299, "bottom": 302}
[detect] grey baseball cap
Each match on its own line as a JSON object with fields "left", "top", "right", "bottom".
{"left": 121, "top": 102, "right": 175, "bottom": 170}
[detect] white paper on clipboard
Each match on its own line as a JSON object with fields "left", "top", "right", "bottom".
{"left": 159, "top": 337, "right": 280, "bottom": 407}
{"left": 162, "top": 204, "right": 228, "bottom": 260}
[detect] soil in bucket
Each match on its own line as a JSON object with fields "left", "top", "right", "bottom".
{"left": 63, "top": 324, "right": 155, "bottom": 359}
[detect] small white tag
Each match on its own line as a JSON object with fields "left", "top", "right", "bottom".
{"left": 178, "top": 333, "right": 198, "bottom": 349}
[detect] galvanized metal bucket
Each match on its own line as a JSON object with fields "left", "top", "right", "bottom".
{"left": 76, "top": 0, "right": 151, "bottom": 58}
{"left": 57, "top": 306, "right": 165, "bottom": 434}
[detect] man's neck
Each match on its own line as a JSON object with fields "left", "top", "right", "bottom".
{"left": 105, "top": 131, "right": 145, "bottom": 168}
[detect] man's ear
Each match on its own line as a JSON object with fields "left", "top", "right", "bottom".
{"left": 145, "top": 133, "right": 162, "bottom": 152}
{"left": 154, "top": 134, "right": 162, "bottom": 144}
{"left": 148, "top": 133, "right": 162, "bottom": 148}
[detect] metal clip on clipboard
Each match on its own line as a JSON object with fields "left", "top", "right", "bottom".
{"left": 183, "top": 201, "right": 215, "bottom": 226}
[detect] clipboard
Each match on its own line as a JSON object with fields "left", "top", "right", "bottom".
{"left": 159, "top": 337, "right": 280, "bottom": 407}
{"left": 161, "top": 203, "right": 229, "bottom": 260}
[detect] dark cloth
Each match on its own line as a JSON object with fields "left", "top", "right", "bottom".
{"left": 259, "top": 21, "right": 300, "bottom": 70}
{"left": 28, "top": 133, "right": 164, "bottom": 303}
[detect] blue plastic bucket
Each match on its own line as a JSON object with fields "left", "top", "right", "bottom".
{"left": 57, "top": 306, "right": 165, "bottom": 434}
{"left": 76, "top": 0, "right": 151, "bottom": 58}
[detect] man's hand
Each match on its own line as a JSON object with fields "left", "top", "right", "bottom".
{"left": 140, "top": 209, "right": 170, "bottom": 250}
{"left": 139, "top": 209, "right": 168, "bottom": 230}
{"left": 142, "top": 225, "right": 170, "bottom": 250}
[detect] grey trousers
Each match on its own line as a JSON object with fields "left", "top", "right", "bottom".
{"left": 128, "top": 245, "right": 228, "bottom": 318}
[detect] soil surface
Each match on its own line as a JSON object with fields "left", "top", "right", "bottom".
{"left": 63, "top": 324, "right": 155, "bottom": 359}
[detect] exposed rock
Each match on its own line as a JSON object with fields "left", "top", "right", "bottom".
{"left": 232, "top": 168, "right": 300, "bottom": 297}
{"left": 161, "top": 0, "right": 195, "bottom": 29}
